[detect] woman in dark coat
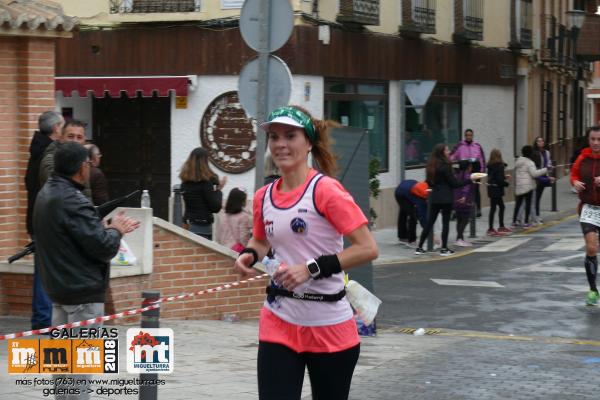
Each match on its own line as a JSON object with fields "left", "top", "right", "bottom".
{"left": 179, "top": 147, "right": 227, "bottom": 240}
{"left": 415, "top": 143, "right": 475, "bottom": 256}
{"left": 486, "top": 149, "right": 511, "bottom": 236}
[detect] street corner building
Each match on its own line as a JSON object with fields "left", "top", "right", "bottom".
{"left": 2, "top": 0, "right": 600, "bottom": 324}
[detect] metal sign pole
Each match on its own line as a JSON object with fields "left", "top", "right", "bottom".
{"left": 254, "top": 0, "right": 270, "bottom": 191}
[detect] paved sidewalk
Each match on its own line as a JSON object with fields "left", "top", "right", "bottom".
{"left": 0, "top": 176, "right": 588, "bottom": 400}
{"left": 373, "top": 175, "right": 578, "bottom": 265}
{"left": 1, "top": 317, "right": 599, "bottom": 400}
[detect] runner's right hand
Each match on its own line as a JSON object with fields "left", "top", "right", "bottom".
{"left": 573, "top": 180, "right": 586, "bottom": 192}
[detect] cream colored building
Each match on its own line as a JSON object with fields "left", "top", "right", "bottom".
{"left": 52, "top": 0, "right": 599, "bottom": 228}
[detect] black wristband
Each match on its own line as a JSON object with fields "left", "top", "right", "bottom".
{"left": 239, "top": 247, "right": 259, "bottom": 267}
{"left": 315, "top": 254, "right": 342, "bottom": 279}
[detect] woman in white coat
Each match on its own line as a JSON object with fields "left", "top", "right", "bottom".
{"left": 512, "top": 145, "right": 548, "bottom": 228}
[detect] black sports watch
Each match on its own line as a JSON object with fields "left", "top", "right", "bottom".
{"left": 306, "top": 258, "right": 321, "bottom": 279}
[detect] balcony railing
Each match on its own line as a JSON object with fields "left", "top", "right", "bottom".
{"left": 413, "top": 0, "right": 436, "bottom": 33}
{"left": 454, "top": 0, "right": 483, "bottom": 42}
{"left": 109, "top": 0, "right": 201, "bottom": 14}
{"left": 400, "top": 0, "right": 436, "bottom": 36}
{"left": 337, "top": 0, "right": 380, "bottom": 26}
{"left": 517, "top": 0, "right": 533, "bottom": 48}
{"left": 520, "top": 28, "right": 532, "bottom": 48}
{"left": 540, "top": 15, "right": 557, "bottom": 61}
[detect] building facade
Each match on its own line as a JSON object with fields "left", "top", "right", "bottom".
{"left": 51, "top": 0, "right": 599, "bottom": 228}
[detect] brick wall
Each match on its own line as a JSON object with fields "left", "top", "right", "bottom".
{"left": 0, "top": 37, "right": 56, "bottom": 260}
{"left": 0, "top": 223, "right": 266, "bottom": 322}
{"left": 107, "top": 225, "right": 265, "bottom": 323}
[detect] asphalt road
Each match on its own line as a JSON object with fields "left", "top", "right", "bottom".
{"left": 374, "top": 216, "right": 600, "bottom": 340}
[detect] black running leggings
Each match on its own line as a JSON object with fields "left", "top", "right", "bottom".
{"left": 513, "top": 191, "right": 533, "bottom": 224}
{"left": 257, "top": 341, "right": 360, "bottom": 400}
{"left": 535, "top": 182, "right": 546, "bottom": 217}
{"left": 489, "top": 197, "right": 506, "bottom": 230}
{"left": 418, "top": 203, "right": 453, "bottom": 249}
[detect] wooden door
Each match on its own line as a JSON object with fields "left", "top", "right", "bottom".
{"left": 92, "top": 94, "right": 171, "bottom": 220}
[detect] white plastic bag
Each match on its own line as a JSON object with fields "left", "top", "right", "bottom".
{"left": 110, "top": 239, "right": 137, "bottom": 266}
{"left": 346, "top": 280, "right": 382, "bottom": 325}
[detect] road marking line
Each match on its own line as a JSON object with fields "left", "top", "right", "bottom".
{"left": 515, "top": 265, "right": 582, "bottom": 273}
{"left": 542, "top": 239, "right": 584, "bottom": 252}
{"left": 511, "top": 253, "right": 583, "bottom": 272}
{"left": 473, "top": 237, "right": 532, "bottom": 252}
{"left": 563, "top": 285, "right": 589, "bottom": 292}
{"left": 431, "top": 279, "right": 504, "bottom": 288}
{"left": 540, "top": 253, "right": 582, "bottom": 264}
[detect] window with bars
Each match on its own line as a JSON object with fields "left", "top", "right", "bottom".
{"left": 543, "top": 81, "right": 553, "bottom": 143}
{"left": 518, "top": 0, "right": 533, "bottom": 48}
{"left": 559, "top": 84, "right": 567, "bottom": 140}
{"left": 463, "top": 0, "right": 483, "bottom": 38}
{"left": 411, "top": 0, "right": 436, "bottom": 33}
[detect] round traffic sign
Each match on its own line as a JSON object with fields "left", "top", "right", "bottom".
{"left": 238, "top": 55, "right": 292, "bottom": 119}
{"left": 240, "top": 0, "right": 294, "bottom": 53}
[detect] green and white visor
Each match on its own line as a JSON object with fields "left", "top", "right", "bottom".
{"left": 259, "top": 106, "right": 316, "bottom": 144}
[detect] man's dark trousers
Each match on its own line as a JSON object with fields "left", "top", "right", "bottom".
{"left": 31, "top": 236, "right": 52, "bottom": 330}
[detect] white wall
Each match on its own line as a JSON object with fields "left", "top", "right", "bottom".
{"left": 462, "top": 85, "right": 516, "bottom": 169}
{"left": 54, "top": 81, "right": 515, "bottom": 193}
{"left": 171, "top": 74, "right": 324, "bottom": 198}
{"left": 55, "top": 92, "right": 93, "bottom": 139}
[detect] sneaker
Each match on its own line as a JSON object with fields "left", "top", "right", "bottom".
{"left": 497, "top": 226, "right": 512, "bottom": 234}
{"left": 414, "top": 247, "right": 426, "bottom": 255}
{"left": 511, "top": 222, "right": 521, "bottom": 228}
{"left": 522, "top": 223, "right": 533, "bottom": 228}
{"left": 406, "top": 241, "right": 418, "bottom": 248}
{"left": 487, "top": 229, "right": 501, "bottom": 237}
{"left": 586, "top": 291, "right": 599, "bottom": 306}
{"left": 454, "top": 239, "right": 473, "bottom": 247}
{"left": 440, "top": 248, "right": 455, "bottom": 256}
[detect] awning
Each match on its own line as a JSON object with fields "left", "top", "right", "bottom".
{"left": 55, "top": 76, "right": 189, "bottom": 98}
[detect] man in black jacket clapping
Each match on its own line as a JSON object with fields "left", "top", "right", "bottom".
{"left": 33, "top": 142, "right": 139, "bottom": 398}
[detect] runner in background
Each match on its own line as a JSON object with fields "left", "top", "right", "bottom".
{"left": 571, "top": 126, "right": 600, "bottom": 306}
{"left": 234, "top": 105, "right": 378, "bottom": 400}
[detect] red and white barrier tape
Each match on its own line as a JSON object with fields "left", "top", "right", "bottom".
{"left": 152, "top": 273, "right": 269, "bottom": 305}
{"left": 0, "top": 273, "right": 268, "bottom": 341}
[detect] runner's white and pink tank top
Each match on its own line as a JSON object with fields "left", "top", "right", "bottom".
{"left": 261, "top": 172, "right": 353, "bottom": 326}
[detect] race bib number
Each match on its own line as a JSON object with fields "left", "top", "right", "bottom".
{"left": 580, "top": 204, "right": 600, "bottom": 227}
